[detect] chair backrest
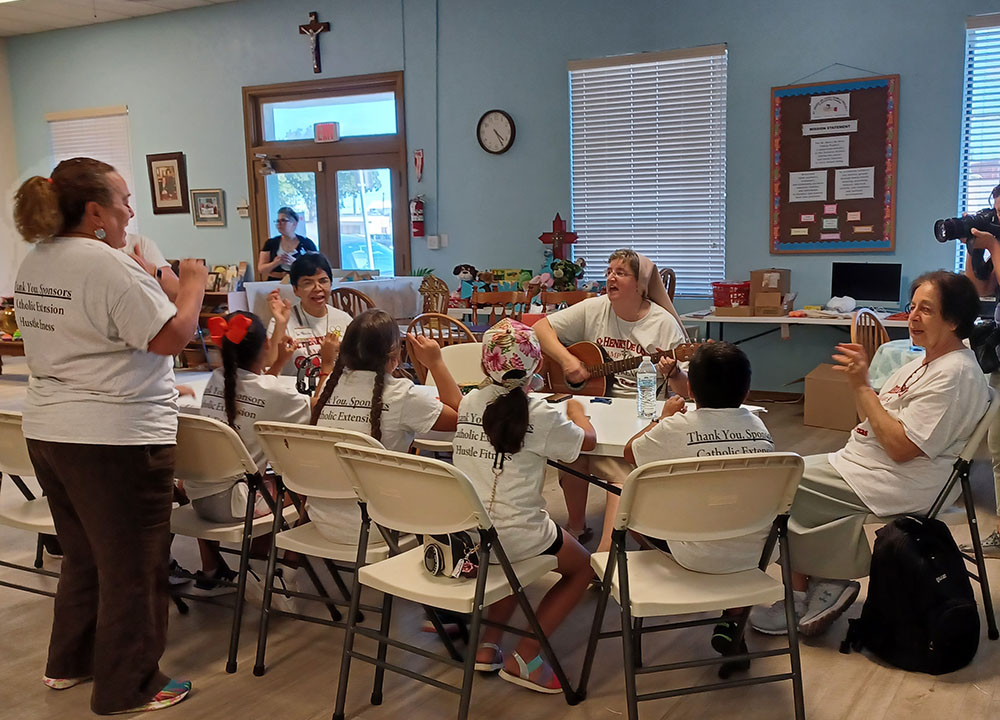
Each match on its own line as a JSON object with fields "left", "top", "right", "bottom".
{"left": 0, "top": 411, "right": 34, "bottom": 478}
{"left": 959, "top": 387, "right": 1000, "bottom": 463}
{"left": 174, "top": 414, "right": 259, "bottom": 485}
{"left": 331, "top": 287, "right": 376, "bottom": 318}
{"left": 255, "top": 421, "right": 384, "bottom": 500}
{"left": 470, "top": 290, "right": 526, "bottom": 324}
{"left": 418, "top": 274, "right": 451, "bottom": 314}
{"left": 851, "top": 308, "right": 890, "bottom": 362}
{"left": 617, "top": 453, "right": 804, "bottom": 541}
{"left": 425, "top": 342, "right": 485, "bottom": 388}
{"left": 660, "top": 267, "right": 677, "bottom": 300}
{"left": 335, "top": 443, "right": 492, "bottom": 535}
{"left": 406, "top": 313, "right": 477, "bottom": 382}
{"left": 536, "top": 290, "right": 595, "bottom": 311}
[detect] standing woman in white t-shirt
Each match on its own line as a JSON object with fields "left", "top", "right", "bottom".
{"left": 12, "top": 158, "right": 207, "bottom": 714}
{"left": 307, "top": 308, "right": 462, "bottom": 544}
{"left": 454, "top": 319, "right": 596, "bottom": 695}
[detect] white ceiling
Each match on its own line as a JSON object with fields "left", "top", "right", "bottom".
{"left": 0, "top": 0, "right": 241, "bottom": 38}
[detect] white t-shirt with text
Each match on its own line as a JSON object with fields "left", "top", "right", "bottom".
{"left": 122, "top": 233, "right": 169, "bottom": 269}
{"left": 310, "top": 370, "right": 444, "bottom": 544}
{"left": 546, "top": 295, "right": 684, "bottom": 397}
{"left": 267, "top": 303, "right": 353, "bottom": 376}
{"left": 631, "top": 407, "right": 775, "bottom": 574}
{"left": 15, "top": 237, "right": 178, "bottom": 444}
{"left": 830, "top": 349, "right": 989, "bottom": 517}
{"left": 452, "top": 385, "right": 585, "bottom": 562}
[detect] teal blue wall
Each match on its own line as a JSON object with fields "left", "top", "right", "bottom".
{"left": 7, "top": 0, "right": 1000, "bottom": 388}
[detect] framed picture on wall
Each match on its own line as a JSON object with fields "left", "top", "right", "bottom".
{"left": 146, "top": 152, "right": 189, "bottom": 214}
{"left": 191, "top": 189, "right": 226, "bottom": 227}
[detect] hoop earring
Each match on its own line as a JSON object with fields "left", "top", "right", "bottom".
{"left": 94, "top": 228, "right": 106, "bottom": 240}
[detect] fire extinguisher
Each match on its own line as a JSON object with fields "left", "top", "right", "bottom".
{"left": 409, "top": 196, "right": 425, "bottom": 238}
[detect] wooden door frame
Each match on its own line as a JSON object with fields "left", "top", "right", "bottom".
{"left": 242, "top": 71, "right": 410, "bottom": 274}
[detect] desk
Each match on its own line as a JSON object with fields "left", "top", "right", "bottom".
{"left": 681, "top": 310, "right": 909, "bottom": 345}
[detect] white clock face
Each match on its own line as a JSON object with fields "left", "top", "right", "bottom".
{"left": 477, "top": 110, "right": 515, "bottom": 154}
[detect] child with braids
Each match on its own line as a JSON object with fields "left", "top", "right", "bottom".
{"left": 308, "top": 308, "right": 462, "bottom": 545}
{"left": 452, "top": 319, "right": 596, "bottom": 695}
{"left": 189, "top": 311, "right": 311, "bottom": 591}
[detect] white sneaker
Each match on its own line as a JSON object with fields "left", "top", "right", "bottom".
{"left": 959, "top": 529, "right": 1000, "bottom": 559}
{"left": 749, "top": 591, "right": 807, "bottom": 635}
{"left": 797, "top": 579, "right": 860, "bottom": 637}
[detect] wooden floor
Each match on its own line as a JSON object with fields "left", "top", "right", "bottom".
{"left": 2, "top": 355, "right": 1000, "bottom": 719}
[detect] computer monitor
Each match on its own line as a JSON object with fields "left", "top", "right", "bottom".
{"left": 830, "top": 262, "right": 903, "bottom": 309}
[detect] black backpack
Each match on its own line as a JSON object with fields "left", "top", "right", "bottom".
{"left": 840, "top": 515, "right": 980, "bottom": 675}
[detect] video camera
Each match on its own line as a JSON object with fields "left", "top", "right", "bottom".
{"left": 934, "top": 206, "right": 1000, "bottom": 281}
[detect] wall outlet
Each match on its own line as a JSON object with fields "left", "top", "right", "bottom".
{"left": 427, "top": 235, "right": 440, "bottom": 250}
{"left": 440, "top": 233, "right": 448, "bottom": 247}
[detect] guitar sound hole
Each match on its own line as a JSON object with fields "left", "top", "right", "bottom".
{"left": 567, "top": 379, "right": 585, "bottom": 391}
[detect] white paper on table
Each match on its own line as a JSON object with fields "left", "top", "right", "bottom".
{"left": 802, "top": 119, "right": 858, "bottom": 136}
{"left": 788, "top": 170, "right": 828, "bottom": 202}
{"left": 834, "top": 167, "right": 875, "bottom": 200}
{"left": 810, "top": 135, "right": 850, "bottom": 168}
{"left": 810, "top": 93, "right": 850, "bottom": 120}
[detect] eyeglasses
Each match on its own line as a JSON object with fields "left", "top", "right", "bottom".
{"left": 275, "top": 218, "right": 294, "bottom": 225}
{"left": 604, "top": 269, "right": 635, "bottom": 279}
{"left": 296, "top": 278, "right": 331, "bottom": 291}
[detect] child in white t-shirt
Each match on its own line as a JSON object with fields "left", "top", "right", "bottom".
{"left": 454, "top": 319, "right": 596, "bottom": 695}
{"left": 308, "top": 308, "right": 463, "bottom": 545}
{"left": 191, "top": 311, "right": 310, "bottom": 592}
{"left": 624, "top": 341, "right": 773, "bottom": 666}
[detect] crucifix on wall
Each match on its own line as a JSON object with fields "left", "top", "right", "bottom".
{"left": 299, "top": 11, "right": 330, "bottom": 74}
{"left": 538, "top": 213, "right": 578, "bottom": 260}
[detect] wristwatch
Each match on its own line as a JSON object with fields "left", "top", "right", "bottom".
{"left": 156, "top": 268, "right": 163, "bottom": 279}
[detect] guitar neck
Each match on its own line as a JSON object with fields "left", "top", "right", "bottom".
{"left": 585, "top": 350, "right": 668, "bottom": 379}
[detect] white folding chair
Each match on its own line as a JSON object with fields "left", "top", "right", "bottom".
{"left": 859, "top": 388, "right": 1000, "bottom": 640}
{"left": 579, "top": 453, "right": 806, "bottom": 720}
{"left": 0, "top": 411, "right": 58, "bottom": 596}
{"left": 331, "top": 443, "right": 578, "bottom": 720}
{"left": 171, "top": 413, "right": 298, "bottom": 674}
{"left": 413, "top": 342, "right": 484, "bottom": 455}
{"left": 252, "top": 422, "right": 416, "bottom": 676}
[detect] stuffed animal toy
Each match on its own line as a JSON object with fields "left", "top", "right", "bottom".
{"left": 477, "top": 270, "right": 496, "bottom": 292}
{"left": 453, "top": 264, "right": 478, "bottom": 283}
{"left": 550, "top": 258, "right": 586, "bottom": 292}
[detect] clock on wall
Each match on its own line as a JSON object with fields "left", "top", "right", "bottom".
{"left": 477, "top": 109, "right": 516, "bottom": 154}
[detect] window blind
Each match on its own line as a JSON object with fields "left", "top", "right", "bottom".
{"left": 956, "top": 17, "right": 1000, "bottom": 273}
{"left": 569, "top": 45, "right": 727, "bottom": 296}
{"left": 47, "top": 106, "right": 139, "bottom": 234}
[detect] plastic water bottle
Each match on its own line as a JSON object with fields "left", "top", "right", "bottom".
{"left": 636, "top": 356, "right": 657, "bottom": 419}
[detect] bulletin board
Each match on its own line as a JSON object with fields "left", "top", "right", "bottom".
{"left": 770, "top": 74, "right": 899, "bottom": 254}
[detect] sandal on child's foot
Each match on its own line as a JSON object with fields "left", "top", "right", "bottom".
{"left": 499, "top": 651, "right": 562, "bottom": 694}
{"left": 474, "top": 643, "right": 504, "bottom": 673}
{"left": 43, "top": 675, "right": 92, "bottom": 690}
{"left": 109, "top": 679, "right": 192, "bottom": 714}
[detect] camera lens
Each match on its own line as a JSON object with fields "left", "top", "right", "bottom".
{"left": 934, "top": 219, "right": 950, "bottom": 243}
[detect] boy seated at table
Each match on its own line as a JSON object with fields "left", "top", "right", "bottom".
{"left": 623, "top": 342, "right": 774, "bottom": 664}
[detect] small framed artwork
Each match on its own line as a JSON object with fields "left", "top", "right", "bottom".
{"left": 146, "top": 152, "right": 189, "bottom": 214}
{"left": 191, "top": 189, "right": 226, "bottom": 227}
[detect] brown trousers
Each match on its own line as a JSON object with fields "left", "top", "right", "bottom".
{"left": 26, "top": 440, "right": 175, "bottom": 715}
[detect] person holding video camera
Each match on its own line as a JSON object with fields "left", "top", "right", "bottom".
{"left": 961, "top": 183, "right": 1000, "bottom": 557}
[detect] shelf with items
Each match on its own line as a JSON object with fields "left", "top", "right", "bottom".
{"left": 181, "top": 291, "right": 231, "bottom": 370}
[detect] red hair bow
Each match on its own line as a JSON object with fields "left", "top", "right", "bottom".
{"left": 208, "top": 314, "right": 252, "bottom": 347}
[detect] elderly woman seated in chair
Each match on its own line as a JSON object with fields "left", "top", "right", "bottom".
{"left": 751, "top": 270, "right": 989, "bottom": 639}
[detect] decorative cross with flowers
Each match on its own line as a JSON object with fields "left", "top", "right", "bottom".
{"left": 538, "top": 213, "right": 578, "bottom": 260}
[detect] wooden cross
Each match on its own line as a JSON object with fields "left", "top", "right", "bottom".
{"left": 299, "top": 12, "right": 330, "bottom": 74}
{"left": 538, "top": 213, "right": 578, "bottom": 260}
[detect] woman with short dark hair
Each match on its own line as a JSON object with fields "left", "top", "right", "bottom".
{"left": 751, "top": 271, "right": 989, "bottom": 639}
{"left": 256, "top": 206, "right": 318, "bottom": 281}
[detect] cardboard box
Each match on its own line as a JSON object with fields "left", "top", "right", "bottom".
{"left": 714, "top": 305, "right": 753, "bottom": 316}
{"left": 750, "top": 268, "right": 791, "bottom": 306}
{"left": 753, "top": 291, "right": 796, "bottom": 316}
{"left": 804, "top": 363, "right": 859, "bottom": 431}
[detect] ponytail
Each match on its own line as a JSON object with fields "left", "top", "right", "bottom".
{"left": 310, "top": 355, "right": 346, "bottom": 425}
{"left": 370, "top": 370, "right": 386, "bottom": 441}
{"left": 213, "top": 311, "right": 267, "bottom": 428}
{"left": 221, "top": 342, "right": 240, "bottom": 427}
{"left": 14, "top": 177, "right": 62, "bottom": 243}
{"left": 14, "top": 157, "right": 115, "bottom": 243}
{"left": 482, "top": 387, "right": 530, "bottom": 456}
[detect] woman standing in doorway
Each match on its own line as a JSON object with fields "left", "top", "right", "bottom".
{"left": 257, "top": 206, "right": 318, "bottom": 281}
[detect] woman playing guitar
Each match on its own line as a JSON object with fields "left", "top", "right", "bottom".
{"left": 533, "top": 249, "right": 689, "bottom": 552}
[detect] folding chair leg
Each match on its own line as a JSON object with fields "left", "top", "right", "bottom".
{"left": 370, "top": 594, "right": 394, "bottom": 705}
{"left": 226, "top": 473, "right": 260, "bottom": 674}
{"left": 616, "top": 543, "right": 639, "bottom": 720}
{"left": 457, "top": 545, "right": 492, "bottom": 720}
{"left": 633, "top": 617, "right": 644, "bottom": 669}
{"left": 962, "top": 476, "right": 999, "bottom": 640}
{"left": 253, "top": 486, "right": 288, "bottom": 677}
{"left": 300, "top": 558, "right": 343, "bottom": 623}
{"left": 423, "top": 606, "right": 464, "bottom": 662}
{"left": 332, "top": 509, "right": 372, "bottom": 720}
{"left": 578, "top": 540, "right": 618, "bottom": 698}
{"left": 779, "top": 526, "right": 806, "bottom": 720}
{"left": 319, "top": 558, "right": 356, "bottom": 621}
{"left": 33, "top": 535, "right": 44, "bottom": 569}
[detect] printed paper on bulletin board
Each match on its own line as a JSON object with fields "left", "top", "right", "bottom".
{"left": 770, "top": 75, "right": 898, "bottom": 254}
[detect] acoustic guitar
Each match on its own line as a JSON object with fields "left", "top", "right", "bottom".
{"left": 540, "top": 341, "right": 702, "bottom": 396}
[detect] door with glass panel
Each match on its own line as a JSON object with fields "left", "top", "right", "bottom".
{"left": 325, "top": 155, "right": 399, "bottom": 277}
{"left": 260, "top": 158, "right": 328, "bottom": 260}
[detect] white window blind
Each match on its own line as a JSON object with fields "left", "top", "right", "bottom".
{"left": 956, "top": 17, "right": 1000, "bottom": 274}
{"left": 569, "top": 45, "right": 727, "bottom": 296}
{"left": 47, "top": 106, "right": 138, "bottom": 234}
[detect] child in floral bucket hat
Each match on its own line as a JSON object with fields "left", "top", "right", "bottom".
{"left": 452, "top": 318, "right": 597, "bottom": 694}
